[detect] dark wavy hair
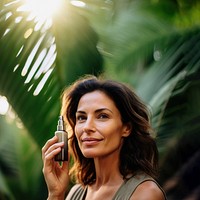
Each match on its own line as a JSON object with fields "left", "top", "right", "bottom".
{"left": 61, "top": 75, "right": 158, "bottom": 185}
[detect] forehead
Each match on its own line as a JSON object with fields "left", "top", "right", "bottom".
{"left": 77, "top": 90, "right": 117, "bottom": 110}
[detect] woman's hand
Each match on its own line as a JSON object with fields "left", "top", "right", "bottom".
{"left": 42, "top": 136, "right": 69, "bottom": 200}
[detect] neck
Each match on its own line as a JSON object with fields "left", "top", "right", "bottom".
{"left": 92, "top": 152, "right": 123, "bottom": 188}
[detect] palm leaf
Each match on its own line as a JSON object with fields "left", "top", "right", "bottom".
{"left": 0, "top": 115, "right": 46, "bottom": 199}
{"left": 0, "top": 1, "right": 103, "bottom": 197}
{"left": 0, "top": 0, "right": 103, "bottom": 147}
{"left": 134, "top": 28, "right": 200, "bottom": 198}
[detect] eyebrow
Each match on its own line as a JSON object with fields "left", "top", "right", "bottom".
{"left": 76, "top": 108, "right": 113, "bottom": 114}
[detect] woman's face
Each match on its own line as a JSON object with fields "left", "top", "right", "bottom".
{"left": 75, "top": 90, "right": 130, "bottom": 158}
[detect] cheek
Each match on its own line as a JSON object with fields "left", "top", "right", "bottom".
{"left": 74, "top": 124, "right": 83, "bottom": 142}
{"left": 74, "top": 126, "right": 79, "bottom": 138}
{"left": 109, "top": 122, "right": 125, "bottom": 136}
{"left": 74, "top": 129, "right": 81, "bottom": 151}
{"left": 105, "top": 126, "right": 124, "bottom": 143}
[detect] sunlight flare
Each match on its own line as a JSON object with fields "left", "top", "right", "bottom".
{"left": 23, "top": 0, "right": 63, "bottom": 22}
{"left": 0, "top": 96, "right": 9, "bottom": 115}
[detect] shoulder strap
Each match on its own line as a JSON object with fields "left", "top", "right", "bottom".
{"left": 68, "top": 184, "right": 86, "bottom": 200}
{"left": 113, "top": 174, "right": 167, "bottom": 200}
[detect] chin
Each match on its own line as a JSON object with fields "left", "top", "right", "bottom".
{"left": 82, "top": 153, "right": 96, "bottom": 158}
{"left": 82, "top": 150, "right": 100, "bottom": 158}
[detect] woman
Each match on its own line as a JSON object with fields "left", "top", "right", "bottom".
{"left": 42, "top": 75, "right": 167, "bottom": 200}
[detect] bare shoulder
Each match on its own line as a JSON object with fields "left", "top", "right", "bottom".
{"left": 65, "top": 184, "right": 82, "bottom": 200}
{"left": 130, "top": 181, "right": 165, "bottom": 200}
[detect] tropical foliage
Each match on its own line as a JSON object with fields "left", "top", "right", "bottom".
{"left": 0, "top": 0, "right": 200, "bottom": 199}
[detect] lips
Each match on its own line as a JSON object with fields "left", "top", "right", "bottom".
{"left": 82, "top": 137, "right": 103, "bottom": 142}
{"left": 81, "top": 137, "right": 103, "bottom": 145}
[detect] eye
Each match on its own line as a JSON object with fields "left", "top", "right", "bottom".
{"left": 98, "top": 113, "right": 109, "bottom": 119}
{"left": 76, "top": 115, "right": 86, "bottom": 122}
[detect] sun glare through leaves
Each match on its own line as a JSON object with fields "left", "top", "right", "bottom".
{"left": 23, "top": 0, "right": 63, "bottom": 22}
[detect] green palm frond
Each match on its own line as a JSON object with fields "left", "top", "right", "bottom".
{"left": 0, "top": 1, "right": 103, "bottom": 197}
{"left": 0, "top": 116, "right": 45, "bottom": 199}
{"left": 0, "top": 0, "right": 103, "bottom": 147}
{"left": 0, "top": 171, "right": 13, "bottom": 200}
{"left": 133, "top": 25, "right": 200, "bottom": 197}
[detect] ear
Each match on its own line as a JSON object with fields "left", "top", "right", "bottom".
{"left": 122, "top": 122, "right": 132, "bottom": 137}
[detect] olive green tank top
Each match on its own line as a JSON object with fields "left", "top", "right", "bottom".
{"left": 68, "top": 173, "right": 167, "bottom": 200}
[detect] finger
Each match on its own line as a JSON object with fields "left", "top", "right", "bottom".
{"left": 61, "top": 151, "right": 71, "bottom": 171}
{"left": 45, "top": 147, "right": 60, "bottom": 160}
{"left": 61, "top": 161, "right": 69, "bottom": 170}
{"left": 42, "top": 136, "right": 58, "bottom": 154}
{"left": 43, "top": 147, "right": 62, "bottom": 174}
{"left": 43, "top": 142, "right": 64, "bottom": 161}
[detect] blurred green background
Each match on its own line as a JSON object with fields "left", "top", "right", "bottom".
{"left": 0, "top": 0, "right": 200, "bottom": 199}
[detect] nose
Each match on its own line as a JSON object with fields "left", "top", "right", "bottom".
{"left": 83, "top": 117, "right": 96, "bottom": 133}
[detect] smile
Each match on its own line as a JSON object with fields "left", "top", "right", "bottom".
{"left": 81, "top": 137, "right": 103, "bottom": 145}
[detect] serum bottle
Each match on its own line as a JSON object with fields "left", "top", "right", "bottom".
{"left": 54, "top": 116, "right": 68, "bottom": 161}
